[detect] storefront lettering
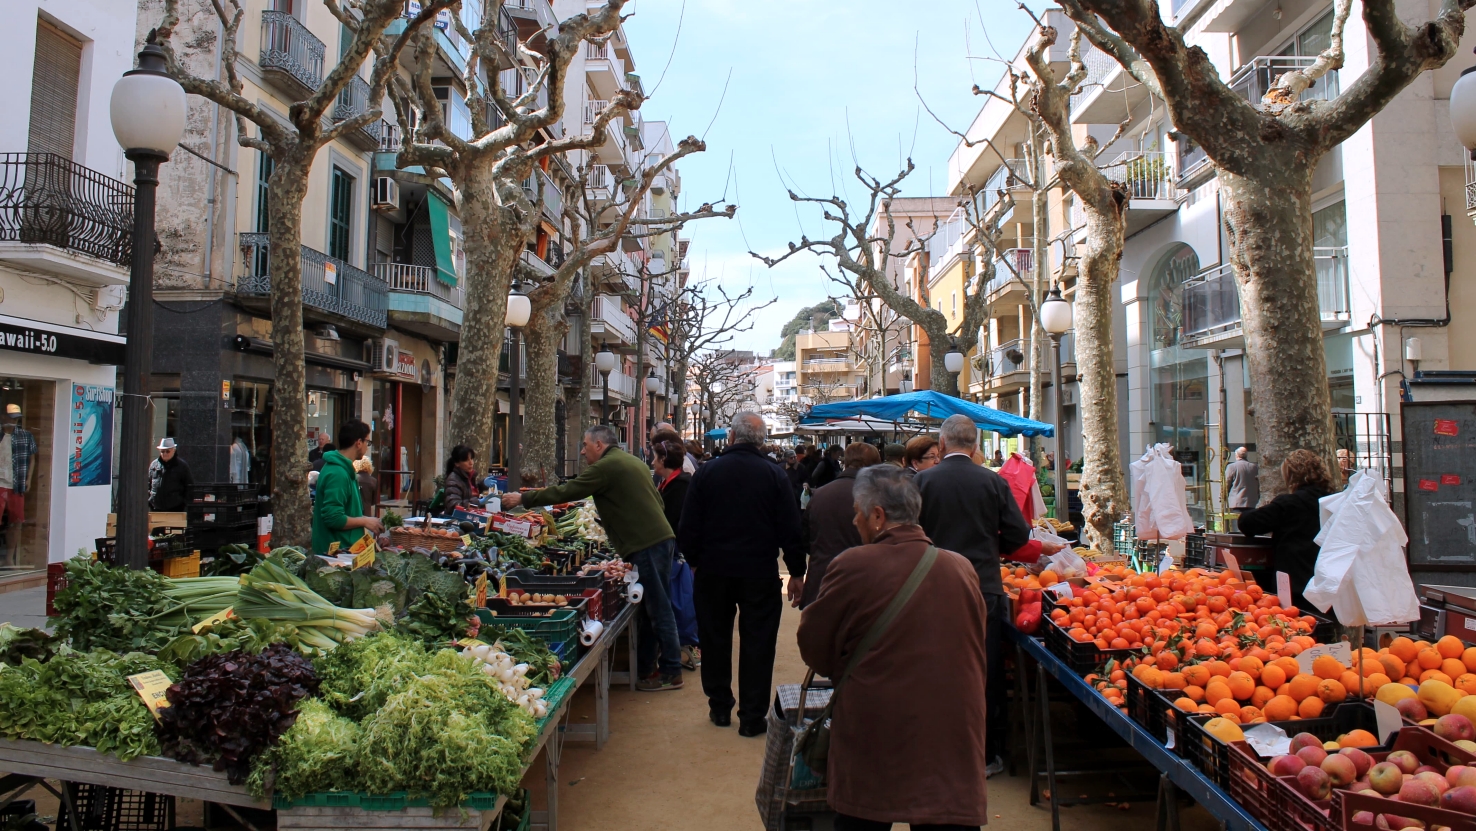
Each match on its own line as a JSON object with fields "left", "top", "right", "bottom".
{"left": 1, "top": 328, "right": 58, "bottom": 353}
{"left": 0, "top": 316, "right": 126, "bottom": 365}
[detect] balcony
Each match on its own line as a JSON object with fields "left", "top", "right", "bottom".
{"left": 584, "top": 41, "right": 628, "bottom": 100}
{"left": 592, "top": 369, "right": 637, "bottom": 403}
{"left": 590, "top": 294, "right": 636, "bottom": 345}
{"left": 237, "top": 233, "right": 388, "bottom": 332}
{"left": 802, "top": 357, "right": 853, "bottom": 373}
{"left": 980, "top": 159, "right": 1031, "bottom": 216}
{"left": 522, "top": 169, "right": 563, "bottom": 223}
{"left": 926, "top": 210, "right": 967, "bottom": 279}
{"left": 519, "top": 248, "right": 555, "bottom": 278}
{"left": 974, "top": 338, "right": 1031, "bottom": 394}
{"left": 1229, "top": 57, "right": 1339, "bottom": 106}
{"left": 1181, "top": 247, "right": 1351, "bottom": 346}
{"left": 1070, "top": 40, "right": 1151, "bottom": 127}
{"left": 374, "top": 262, "right": 463, "bottom": 341}
{"left": 259, "top": 10, "right": 324, "bottom": 100}
{"left": 986, "top": 248, "right": 1034, "bottom": 298}
{"left": 584, "top": 100, "right": 628, "bottom": 167}
{"left": 503, "top": 0, "right": 557, "bottom": 45}
{"left": 0, "top": 153, "right": 132, "bottom": 286}
{"left": 1103, "top": 150, "right": 1179, "bottom": 233}
{"left": 332, "top": 76, "right": 381, "bottom": 151}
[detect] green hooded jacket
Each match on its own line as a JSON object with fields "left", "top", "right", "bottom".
{"left": 312, "top": 450, "right": 366, "bottom": 555}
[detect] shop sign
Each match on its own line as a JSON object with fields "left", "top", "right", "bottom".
{"left": 395, "top": 349, "right": 418, "bottom": 379}
{"left": 69, "top": 385, "right": 114, "bottom": 487}
{"left": 0, "top": 314, "right": 125, "bottom": 365}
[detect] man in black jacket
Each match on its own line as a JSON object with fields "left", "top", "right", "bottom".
{"left": 799, "top": 442, "right": 880, "bottom": 607}
{"left": 679, "top": 412, "right": 805, "bottom": 736}
{"left": 148, "top": 438, "right": 194, "bottom": 512}
{"left": 916, "top": 415, "right": 1063, "bottom": 775}
{"left": 808, "top": 443, "right": 843, "bottom": 489}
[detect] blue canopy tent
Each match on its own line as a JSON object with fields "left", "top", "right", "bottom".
{"left": 800, "top": 390, "right": 1055, "bottom": 438}
{"left": 704, "top": 428, "right": 729, "bottom": 440}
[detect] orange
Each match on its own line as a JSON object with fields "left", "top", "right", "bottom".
{"left": 1183, "top": 665, "right": 1211, "bottom": 687}
{"left": 1286, "top": 674, "right": 1321, "bottom": 702}
{"left": 1361, "top": 673, "right": 1392, "bottom": 695}
{"left": 1313, "top": 655, "right": 1346, "bottom": 680}
{"left": 1215, "top": 697, "right": 1242, "bottom": 715}
{"left": 1173, "top": 697, "right": 1198, "bottom": 711}
{"left": 1271, "top": 657, "right": 1302, "bottom": 681}
{"left": 1218, "top": 710, "right": 1242, "bottom": 724}
{"left": 1317, "top": 678, "right": 1348, "bottom": 703}
{"left": 1263, "top": 694, "right": 1299, "bottom": 721}
{"left": 1421, "top": 669, "right": 1455, "bottom": 686}
{"left": 1340, "top": 670, "right": 1362, "bottom": 695}
{"left": 1445, "top": 658, "right": 1472, "bottom": 682}
{"left": 1463, "top": 647, "right": 1476, "bottom": 674}
{"left": 1227, "top": 671, "right": 1256, "bottom": 701}
{"left": 1261, "top": 664, "right": 1288, "bottom": 690}
{"left": 1438, "top": 636, "right": 1466, "bottom": 660}
{"left": 1207, "top": 660, "right": 1233, "bottom": 678}
{"left": 1389, "top": 637, "right": 1419, "bottom": 664}
{"left": 1039, "top": 569, "right": 1059, "bottom": 586}
{"left": 1379, "top": 653, "right": 1407, "bottom": 682}
{"left": 1418, "top": 649, "right": 1444, "bottom": 671}
{"left": 1341, "top": 729, "right": 1379, "bottom": 748}
{"left": 1183, "top": 685, "right": 1206, "bottom": 702}
{"left": 1163, "top": 672, "right": 1188, "bottom": 691}
{"left": 1198, "top": 703, "right": 1218, "bottom": 714}
{"left": 1457, "top": 674, "right": 1476, "bottom": 696}
{"left": 1205, "top": 681, "right": 1235, "bottom": 706}
{"left": 1239, "top": 705, "right": 1262, "bottom": 723}
{"left": 1251, "top": 685, "right": 1277, "bottom": 708}
{"left": 1299, "top": 696, "right": 1325, "bottom": 718}
{"left": 1238, "top": 656, "right": 1265, "bottom": 679}
{"left": 1139, "top": 667, "right": 1164, "bottom": 689}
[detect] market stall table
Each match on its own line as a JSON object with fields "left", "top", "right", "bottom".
{"left": 1010, "top": 626, "right": 1269, "bottom": 831}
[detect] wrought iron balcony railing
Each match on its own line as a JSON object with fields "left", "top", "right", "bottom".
{"left": 260, "top": 11, "right": 325, "bottom": 93}
{"left": 0, "top": 153, "right": 133, "bottom": 267}
{"left": 239, "top": 233, "right": 387, "bottom": 329}
{"left": 373, "top": 262, "right": 463, "bottom": 309}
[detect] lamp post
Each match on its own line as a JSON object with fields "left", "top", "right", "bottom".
{"left": 505, "top": 280, "right": 530, "bottom": 486}
{"left": 701, "top": 405, "right": 711, "bottom": 453}
{"left": 1039, "top": 284, "right": 1074, "bottom": 520}
{"left": 943, "top": 340, "right": 965, "bottom": 396}
{"left": 1452, "top": 63, "right": 1476, "bottom": 225}
{"left": 110, "top": 32, "right": 186, "bottom": 570}
{"left": 595, "top": 341, "right": 616, "bottom": 425}
{"left": 645, "top": 368, "right": 660, "bottom": 443}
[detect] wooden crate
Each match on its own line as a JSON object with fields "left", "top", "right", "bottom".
{"left": 106, "top": 513, "right": 188, "bottom": 537}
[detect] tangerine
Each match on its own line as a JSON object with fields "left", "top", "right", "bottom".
{"left": 1286, "top": 674, "right": 1320, "bottom": 702}
{"left": 1438, "top": 635, "right": 1466, "bottom": 660}
{"left": 1313, "top": 655, "right": 1345, "bottom": 680}
{"left": 1263, "top": 695, "right": 1299, "bottom": 721}
{"left": 1445, "top": 658, "right": 1471, "bottom": 682}
{"left": 1299, "top": 696, "right": 1325, "bottom": 718}
{"left": 1317, "top": 678, "right": 1348, "bottom": 703}
{"left": 1340, "top": 729, "right": 1379, "bottom": 748}
{"left": 1389, "top": 637, "right": 1419, "bottom": 664}
{"left": 1227, "top": 671, "right": 1256, "bottom": 700}
{"left": 1418, "top": 649, "right": 1444, "bottom": 671}
{"left": 1260, "top": 664, "right": 1288, "bottom": 690}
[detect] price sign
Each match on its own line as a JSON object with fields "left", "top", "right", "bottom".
{"left": 1221, "top": 551, "right": 1243, "bottom": 583}
{"left": 1296, "top": 642, "right": 1353, "bottom": 675}
{"left": 498, "top": 574, "right": 508, "bottom": 598}
{"left": 1374, "top": 699, "right": 1403, "bottom": 744}
{"left": 474, "top": 572, "right": 489, "bottom": 608}
{"left": 1276, "top": 572, "right": 1293, "bottom": 610}
{"left": 351, "top": 531, "right": 377, "bottom": 568}
{"left": 192, "top": 607, "right": 235, "bottom": 633}
{"left": 456, "top": 637, "right": 481, "bottom": 648}
{"left": 461, "top": 534, "right": 473, "bottom": 546}
{"left": 328, "top": 541, "right": 341, "bottom": 555}
{"left": 1044, "top": 581, "right": 1073, "bottom": 602}
{"left": 127, "top": 670, "right": 174, "bottom": 718}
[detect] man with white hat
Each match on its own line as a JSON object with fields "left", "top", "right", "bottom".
{"left": 148, "top": 437, "right": 194, "bottom": 512}
{"left": 0, "top": 404, "right": 37, "bottom": 564}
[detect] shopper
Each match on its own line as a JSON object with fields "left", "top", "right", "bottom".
{"left": 678, "top": 412, "right": 804, "bottom": 735}
{"left": 651, "top": 424, "right": 696, "bottom": 474}
{"left": 502, "top": 425, "right": 684, "bottom": 692}
{"left": 902, "top": 435, "right": 941, "bottom": 478}
{"left": 654, "top": 440, "right": 698, "bottom": 669}
{"left": 441, "top": 445, "right": 481, "bottom": 515}
{"left": 308, "top": 432, "right": 334, "bottom": 471}
{"left": 798, "top": 442, "right": 880, "bottom": 607}
{"left": 882, "top": 443, "right": 906, "bottom": 467}
{"left": 148, "top": 438, "right": 194, "bottom": 512}
{"left": 786, "top": 447, "right": 808, "bottom": 505}
{"left": 1237, "top": 449, "right": 1335, "bottom": 610}
{"left": 797, "top": 465, "right": 990, "bottom": 830}
{"left": 353, "top": 457, "right": 378, "bottom": 514}
{"left": 916, "top": 414, "right": 1063, "bottom": 775}
{"left": 1225, "top": 446, "right": 1260, "bottom": 525}
{"left": 684, "top": 440, "right": 705, "bottom": 469}
{"left": 311, "top": 421, "right": 383, "bottom": 554}
{"left": 808, "top": 444, "right": 843, "bottom": 489}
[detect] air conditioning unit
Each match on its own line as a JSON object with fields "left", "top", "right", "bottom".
{"left": 372, "top": 177, "right": 400, "bottom": 211}
{"left": 371, "top": 338, "right": 400, "bottom": 372}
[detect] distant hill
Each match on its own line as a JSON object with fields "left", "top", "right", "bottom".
{"left": 773, "top": 299, "right": 842, "bottom": 361}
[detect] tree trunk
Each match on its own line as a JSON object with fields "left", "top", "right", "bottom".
{"left": 266, "top": 155, "right": 312, "bottom": 547}
{"left": 1221, "top": 166, "right": 1335, "bottom": 498}
{"left": 926, "top": 324, "right": 958, "bottom": 395}
{"left": 520, "top": 298, "right": 565, "bottom": 487}
{"left": 1027, "top": 136, "right": 1049, "bottom": 462}
{"left": 1075, "top": 199, "right": 1129, "bottom": 552}
{"left": 446, "top": 167, "right": 519, "bottom": 458}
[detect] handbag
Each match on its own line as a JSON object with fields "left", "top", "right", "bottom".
{"left": 792, "top": 545, "right": 939, "bottom": 778}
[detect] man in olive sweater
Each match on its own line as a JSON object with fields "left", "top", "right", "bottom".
{"left": 502, "top": 424, "right": 683, "bottom": 691}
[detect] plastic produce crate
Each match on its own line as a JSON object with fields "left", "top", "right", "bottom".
{"left": 1183, "top": 533, "right": 1208, "bottom": 568}
{"left": 56, "top": 784, "right": 174, "bottom": 831}
{"left": 503, "top": 569, "right": 604, "bottom": 592}
{"left": 160, "top": 552, "right": 200, "bottom": 578}
{"left": 1041, "top": 616, "right": 1136, "bottom": 675}
{"left": 1113, "top": 520, "right": 1136, "bottom": 552}
{"left": 476, "top": 607, "right": 581, "bottom": 649}
{"left": 187, "top": 483, "right": 259, "bottom": 506}
{"left": 1335, "top": 789, "right": 1476, "bottom": 831}
{"left": 186, "top": 501, "right": 258, "bottom": 529}
{"left": 601, "top": 580, "right": 626, "bottom": 622}
{"left": 1123, "top": 672, "right": 1183, "bottom": 749}
{"left": 1190, "top": 702, "right": 1398, "bottom": 792}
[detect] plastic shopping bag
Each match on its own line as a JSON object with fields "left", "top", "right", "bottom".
{"left": 1132, "top": 444, "right": 1193, "bottom": 541}
{"left": 1304, "top": 470, "right": 1420, "bottom": 626}
{"left": 670, "top": 554, "right": 699, "bottom": 646}
{"left": 1041, "top": 546, "right": 1087, "bottom": 580}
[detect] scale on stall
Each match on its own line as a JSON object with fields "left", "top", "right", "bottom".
{"left": 1416, "top": 584, "right": 1476, "bottom": 642}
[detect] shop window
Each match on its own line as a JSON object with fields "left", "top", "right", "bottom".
{"left": 1147, "top": 243, "right": 1210, "bottom": 520}
{"left": 230, "top": 380, "right": 273, "bottom": 488}
{"left": 0, "top": 378, "right": 56, "bottom": 571}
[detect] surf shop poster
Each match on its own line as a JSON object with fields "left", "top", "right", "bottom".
{"left": 69, "top": 385, "right": 114, "bottom": 487}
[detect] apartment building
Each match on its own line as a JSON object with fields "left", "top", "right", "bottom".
{"left": 0, "top": 2, "right": 138, "bottom": 573}
{"left": 795, "top": 325, "right": 863, "bottom": 405}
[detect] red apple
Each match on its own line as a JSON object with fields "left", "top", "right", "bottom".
{"left": 1291, "top": 732, "right": 1325, "bottom": 753}
{"left": 1416, "top": 771, "right": 1451, "bottom": 795}
{"left": 1416, "top": 765, "right": 1441, "bottom": 775}
{"left": 1299, "top": 765, "right": 1333, "bottom": 801}
{"left": 1397, "top": 698, "right": 1430, "bottom": 721}
{"left": 1323, "top": 754, "right": 1359, "bottom": 788}
{"left": 1350, "top": 780, "right": 1374, "bottom": 793}
{"left": 1399, "top": 778, "right": 1441, "bottom": 806}
{"left": 1351, "top": 811, "right": 1375, "bottom": 827}
{"left": 1437, "top": 714, "right": 1476, "bottom": 743}
{"left": 1387, "top": 750, "right": 1421, "bottom": 775}
{"left": 1298, "top": 745, "right": 1330, "bottom": 767}
{"left": 1442, "top": 784, "right": 1476, "bottom": 814}
{"left": 1342, "top": 747, "right": 1375, "bottom": 778}
{"left": 1370, "top": 762, "right": 1405, "bottom": 796}
{"left": 1451, "top": 767, "right": 1476, "bottom": 789}
{"left": 1270, "top": 755, "right": 1308, "bottom": 776}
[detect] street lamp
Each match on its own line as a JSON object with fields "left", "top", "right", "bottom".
{"left": 1039, "top": 283, "right": 1074, "bottom": 520}
{"left": 505, "top": 280, "right": 530, "bottom": 486}
{"left": 595, "top": 341, "right": 617, "bottom": 425}
{"left": 1452, "top": 64, "right": 1476, "bottom": 225}
{"left": 943, "top": 340, "right": 965, "bottom": 396}
{"left": 645, "top": 368, "right": 661, "bottom": 441}
{"left": 110, "top": 31, "right": 186, "bottom": 570}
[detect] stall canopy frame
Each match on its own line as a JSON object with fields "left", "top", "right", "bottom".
{"left": 801, "top": 390, "right": 1055, "bottom": 438}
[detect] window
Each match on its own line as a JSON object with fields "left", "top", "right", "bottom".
{"left": 253, "top": 147, "right": 274, "bottom": 276}
{"left": 952, "top": 291, "right": 958, "bottom": 318}
{"left": 28, "top": 19, "right": 83, "bottom": 158}
{"left": 329, "top": 166, "right": 354, "bottom": 261}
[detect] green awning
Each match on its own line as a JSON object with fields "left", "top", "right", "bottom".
{"left": 427, "top": 191, "right": 457, "bottom": 286}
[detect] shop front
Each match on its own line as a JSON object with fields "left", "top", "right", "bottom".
{"left": 368, "top": 331, "right": 442, "bottom": 507}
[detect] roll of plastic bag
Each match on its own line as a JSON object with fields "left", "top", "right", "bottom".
{"left": 627, "top": 582, "right": 644, "bottom": 604}
{"left": 580, "top": 619, "right": 604, "bottom": 646}
{"left": 624, "top": 568, "right": 639, "bottom": 584}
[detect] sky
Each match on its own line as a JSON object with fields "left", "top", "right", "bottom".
{"left": 621, "top": 0, "right": 1039, "bottom": 356}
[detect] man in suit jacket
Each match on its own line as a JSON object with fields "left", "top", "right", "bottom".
{"left": 916, "top": 414, "right": 1064, "bottom": 776}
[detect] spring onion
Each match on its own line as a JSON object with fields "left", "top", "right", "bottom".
{"left": 235, "top": 560, "right": 383, "bottom": 649}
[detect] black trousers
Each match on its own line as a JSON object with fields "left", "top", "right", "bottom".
{"left": 835, "top": 813, "right": 978, "bottom": 831}
{"left": 693, "top": 569, "right": 782, "bottom": 725}
{"left": 983, "top": 592, "right": 1008, "bottom": 763}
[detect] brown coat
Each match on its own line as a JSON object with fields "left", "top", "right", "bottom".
{"left": 799, "top": 469, "right": 862, "bottom": 607}
{"left": 796, "top": 524, "right": 990, "bottom": 825}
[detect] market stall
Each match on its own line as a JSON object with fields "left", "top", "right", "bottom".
{"left": 0, "top": 496, "right": 642, "bottom": 831}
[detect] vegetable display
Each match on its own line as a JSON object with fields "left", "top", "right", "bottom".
{"left": 157, "top": 644, "right": 319, "bottom": 784}
{"left": 247, "top": 697, "right": 359, "bottom": 800}
{"left": 49, "top": 558, "right": 173, "bottom": 652}
{"left": 236, "top": 559, "right": 382, "bottom": 650}
{"left": 0, "top": 624, "right": 57, "bottom": 666}
{"left": 0, "top": 648, "right": 169, "bottom": 760}
{"left": 398, "top": 590, "right": 475, "bottom": 645}
{"left": 476, "top": 625, "right": 562, "bottom": 687}
{"left": 460, "top": 641, "right": 548, "bottom": 718}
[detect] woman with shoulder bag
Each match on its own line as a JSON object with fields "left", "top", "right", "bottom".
{"left": 795, "top": 465, "right": 991, "bottom": 831}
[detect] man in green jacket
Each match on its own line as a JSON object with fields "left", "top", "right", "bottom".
{"left": 312, "top": 420, "right": 383, "bottom": 555}
{"left": 503, "top": 424, "right": 683, "bottom": 691}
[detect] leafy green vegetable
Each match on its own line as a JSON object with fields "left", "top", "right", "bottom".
{"left": 354, "top": 650, "right": 533, "bottom": 806}
{"left": 398, "top": 591, "right": 473, "bottom": 645}
{"left": 477, "top": 625, "right": 561, "bottom": 687}
{"left": 156, "top": 618, "right": 308, "bottom": 667}
{"left": 301, "top": 556, "right": 354, "bottom": 607}
{"left": 381, "top": 510, "right": 404, "bottom": 529}
{"left": 203, "top": 544, "right": 264, "bottom": 576}
{"left": 0, "top": 648, "right": 168, "bottom": 760}
{"left": 314, "top": 632, "right": 433, "bottom": 721}
{"left": 350, "top": 568, "right": 405, "bottom": 613}
{"left": 247, "top": 698, "right": 360, "bottom": 799}
{"left": 0, "top": 624, "right": 57, "bottom": 665}
{"left": 49, "top": 559, "right": 174, "bottom": 652}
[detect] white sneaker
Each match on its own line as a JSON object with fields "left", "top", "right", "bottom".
{"left": 985, "top": 758, "right": 1005, "bottom": 778}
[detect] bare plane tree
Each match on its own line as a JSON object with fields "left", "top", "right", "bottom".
{"left": 665, "top": 282, "right": 774, "bottom": 433}
{"left": 154, "top": 0, "right": 450, "bottom": 545}
{"left": 1057, "top": 0, "right": 1471, "bottom": 493}
{"left": 689, "top": 351, "right": 758, "bottom": 439}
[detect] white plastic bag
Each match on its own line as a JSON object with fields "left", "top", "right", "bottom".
{"left": 1131, "top": 444, "right": 1193, "bottom": 541}
{"left": 1303, "top": 470, "right": 1420, "bottom": 626}
{"left": 1042, "top": 547, "right": 1087, "bottom": 580}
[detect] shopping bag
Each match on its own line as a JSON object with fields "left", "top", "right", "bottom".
{"left": 669, "top": 554, "right": 699, "bottom": 646}
{"left": 1040, "top": 545, "right": 1087, "bottom": 580}
{"left": 1305, "top": 471, "right": 1420, "bottom": 626}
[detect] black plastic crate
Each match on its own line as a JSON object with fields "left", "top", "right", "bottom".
{"left": 1041, "top": 617, "right": 1137, "bottom": 675}
{"left": 56, "top": 784, "right": 174, "bottom": 831}
{"left": 601, "top": 579, "right": 627, "bottom": 622}
{"left": 187, "top": 483, "right": 259, "bottom": 506}
{"left": 1184, "top": 533, "right": 1208, "bottom": 568}
{"left": 186, "top": 501, "right": 258, "bottom": 529}
{"left": 1182, "top": 701, "right": 1395, "bottom": 791}
{"left": 1124, "top": 671, "right": 1183, "bottom": 749}
{"left": 188, "top": 523, "right": 257, "bottom": 549}
{"left": 504, "top": 569, "right": 605, "bottom": 592}
{"left": 1179, "top": 712, "right": 1233, "bottom": 788}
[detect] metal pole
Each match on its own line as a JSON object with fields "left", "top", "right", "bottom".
{"left": 117, "top": 150, "right": 166, "bottom": 570}
{"left": 600, "top": 371, "right": 610, "bottom": 425}
{"left": 1051, "top": 333, "right": 1067, "bottom": 520}
{"left": 508, "top": 327, "right": 521, "bottom": 487}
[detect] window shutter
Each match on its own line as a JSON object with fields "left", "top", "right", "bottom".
{"left": 28, "top": 20, "right": 83, "bottom": 159}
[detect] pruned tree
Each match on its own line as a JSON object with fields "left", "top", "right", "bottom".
{"left": 665, "top": 281, "right": 774, "bottom": 433}
{"left": 1056, "top": 0, "right": 1471, "bottom": 493}
{"left": 517, "top": 144, "right": 734, "bottom": 486}
{"left": 689, "top": 351, "right": 757, "bottom": 439}
{"left": 154, "top": 0, "right": 450, "bottom": 545}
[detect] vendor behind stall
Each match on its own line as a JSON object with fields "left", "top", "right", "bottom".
{"left": 1237, "top": 449, "right": 1335, "bottom": 609}
{"left": 441, "top": 445, "right": 481, "bottom": 515}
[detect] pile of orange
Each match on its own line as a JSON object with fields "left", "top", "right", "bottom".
{"left": 1365, "top": 635, "right": 1476, "bottom": 691}
{"left": 1139, "top": 653, "right": 1380, "bottom": 724}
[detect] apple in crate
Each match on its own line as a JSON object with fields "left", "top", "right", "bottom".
{"left": 1436, "top": 714, "right": 1476, "bottom": 743}
{"left": 1270, "top": 755, "right": 1308, "bottom": 776}
{"left": 1368, "top": 762, "right": 1405, "bottom": 796}
{"left": 1386, "top": 750, "right": 1421, "bottom": 775}
{"left": 1297, "top": 766, "right": 1333, "bottom": 801}
{"left": 1397, "top": 778, "right": 1441, "bottom": 806}
{"left": 1442, "top": 784, "right": 1476, "bottom": 814}
{"left": 1340, "top": 748, "right": 1374, "bottom": 779}
{"left": 1321, "top": 754, "right": 1358, "bottom": 788}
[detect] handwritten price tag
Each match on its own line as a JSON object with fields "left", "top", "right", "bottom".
{"left": 1044, "top": 581, "right": 1073, "bottom": 602}
{"left": 1374, "top": 699, "right": 1403, "bottom": 744}
{"left": 127, "top": 670, "right": 175, "bottom": 718}
{"left": 351, "top": 531, "right": 377, "bottom": 568}
{"left": 474, "top": 572, "right": 489, "bottom": 608}
{"left": 1221, "top": 551, "right": 1243, "bottom": 583}
{"left": 192, "top": 607, "right": 235, "bottom": 633}
{"left": 1276, "top": 572, "right": 1293, "bottom": 610}
{"left": 1296, "top": 642, "right": 1353, "bottom": 676}
{"left": 461, "top": 534, "right": 473, "bottom": 546}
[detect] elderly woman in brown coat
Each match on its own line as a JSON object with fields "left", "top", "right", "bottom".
{"left": 796, "top": 465, "right": 990, "bottom": 830}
